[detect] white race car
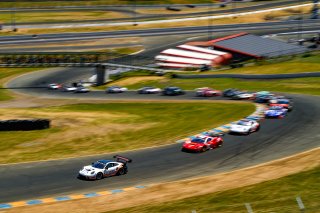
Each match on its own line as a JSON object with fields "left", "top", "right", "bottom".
{"left": 231, "top": 92, "right": 255, "bottom": 100}
{"left": 74, "top": 86, "right": 90, "bottom": 93}
{"left": 106, "top": 86, "right": 128, "bottom": 93}
{"left": 61, "top": 85, "right": 77, "bottom": 92}
{"left": 137, "top": 86, "right": 161, "bottom": 94}
{"left": 48, "top": 83, "right": 61, "bottom": 90}
{"left": 229, "top": 119, "right": 260, "bottom": 135}
{"left": 78, "top": 155, "right": 132, "bottom": 180}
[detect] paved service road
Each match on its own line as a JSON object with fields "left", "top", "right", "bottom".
{"left": 1, "top": 20, "right": 320, "bottom": 45}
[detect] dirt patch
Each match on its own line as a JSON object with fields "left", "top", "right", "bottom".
{"left": 5, "top": 147, "right": 319, "bottom": 213}
{"left": 110, "top": 76, "right": 166, "bottom": 86}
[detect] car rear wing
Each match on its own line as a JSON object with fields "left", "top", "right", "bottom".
{"left": 202, "top": 131, "right": 225, "bottom": 137}
{"left": 113, "top": 155, "right": 132, "bottom": 164}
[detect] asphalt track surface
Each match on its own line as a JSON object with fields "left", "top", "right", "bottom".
{"left": 1, "top": 20, "right": 320, "bottom": 45}
{"left": 1, "top": 0, "right": 308, "bottom": 26}
{"left": 1, "top": 67, "right": 320, "bottom": 203}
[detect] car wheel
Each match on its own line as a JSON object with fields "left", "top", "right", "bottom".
{"left": 201, "top": 146, "right": 207, "bottom": 152}
{"left": 96, "top": 172, "right": 103, "bottom": 180}
{"left": 256, "top": 125, "right": 260, "bottom": 131}
{"left": 117, "top": 168, "right": 125, "bottom": 176}
{"left": 218, "top": 142, "right": 223, "bottom": 147}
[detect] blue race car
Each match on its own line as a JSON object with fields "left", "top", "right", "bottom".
{"left": 264, "top": 106, "right": 288, "bottom": 118}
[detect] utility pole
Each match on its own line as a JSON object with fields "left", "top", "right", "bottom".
{"left": 11, "top": 0, "right": 17, "bottom": 32}
{"left": 133, "top": 0, "right": 138, "bottom": 26}
{"left": 232, "top": 0, "right": 236, "bottom": 17}
{"left": 311, "top": 0, "right": 319, "bottom": 19}
{"left": 207, "top": 0, "right": 213, "bottom": 40}
{"left": 297, "top": 0, "right": 303, "bottom": 42}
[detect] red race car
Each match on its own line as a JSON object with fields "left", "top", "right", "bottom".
{"left": 195, "top": 87, "right": 221, "bottom": 97}
{"left": 181, "top": 135, "right": 223, "bottom": 152}
{"left": 269, "top": 98, "right": 293, "bottom": 111}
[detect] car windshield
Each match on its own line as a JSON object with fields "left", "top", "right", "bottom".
{"left": 92, "top": 162, "right": 105, "bottom": 169}
{"left": 190, "top": 138, "right": 205, "bottom": 143}
{"left": 237, "top": 121, "right": 250, "bottom": 126}
{"left": 269, "top": 106, "right": 282, "bottom": 110}
{"left": 259, "top": 95, "right": 272, "bottom": 98}
{"left": 277, "top": 100, "right": 289, "bottom": 104}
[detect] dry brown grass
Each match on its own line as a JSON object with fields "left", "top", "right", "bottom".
{"left": 136, "top": 1, "right": 289, "bottom": 15}
{"left": 0, "top": 108, "right": 157, "bottom": 156}
{"left": 0, "top": 11, "right": 129, "bottom": 23}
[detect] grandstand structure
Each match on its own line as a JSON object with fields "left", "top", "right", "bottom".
{"left": 155, "top": 45, "right": 231, "bottom": 68}
{"left": 155, "top": 33, "right": 307, "bottom": 69}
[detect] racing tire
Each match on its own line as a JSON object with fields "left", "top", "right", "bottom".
{"left": 201, "top": 146, "right": 207, "bottom": 152}
{"left": 124, "top": 166, "right": 128, "bottom": 174}
{"left": 256, "top": 125, "right": 260, "bottom": 132}
{"left": 96, "top": 172, "right": 103, "bottom": 180}
{"left": 117, "top": 168, "right": 125, "bottom": 176}
{"left": 218, "top": 142, "right": 223, "bottom": 147}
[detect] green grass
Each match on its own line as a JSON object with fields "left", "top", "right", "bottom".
{"left": 0, "top": 67, "right": 43, "bottom": 101}
{"left": 173, "top": 53, "right": 320, "bottom": 75}
{"left": 0, "top": 102, "right": 254, "bottom": 163}
{"left": 212, "top": 53, "right": 320, "bottom": 74}
{"left": 108, "top": 166, "right": 320, "bottom": 213}
{"left": 112, "top": 77, "right": 320, "bottom": 96}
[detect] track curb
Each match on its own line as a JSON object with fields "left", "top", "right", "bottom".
{"left": 0, "top": 185, "right": 147, "bottom": 210}
{"left": 176, "top": 103, "right": 267, "bottom": 143}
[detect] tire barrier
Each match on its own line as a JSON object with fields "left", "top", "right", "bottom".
{"left": 0, "top": 119, "right": 50, "bottom": 131}
{"left": 0, "top": 52, "right": 128, "bottom": 65}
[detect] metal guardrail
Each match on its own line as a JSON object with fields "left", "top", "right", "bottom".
{"left": 173, "top": 72, "right": 320, "bottom": 79}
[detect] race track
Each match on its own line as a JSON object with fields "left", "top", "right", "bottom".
{"left": 0, "top": 68, "right": 319, "bottom": 203}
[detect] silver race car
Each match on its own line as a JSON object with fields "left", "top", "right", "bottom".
{"left": 78, "top": 155, "right": 132, "bottom": 180}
